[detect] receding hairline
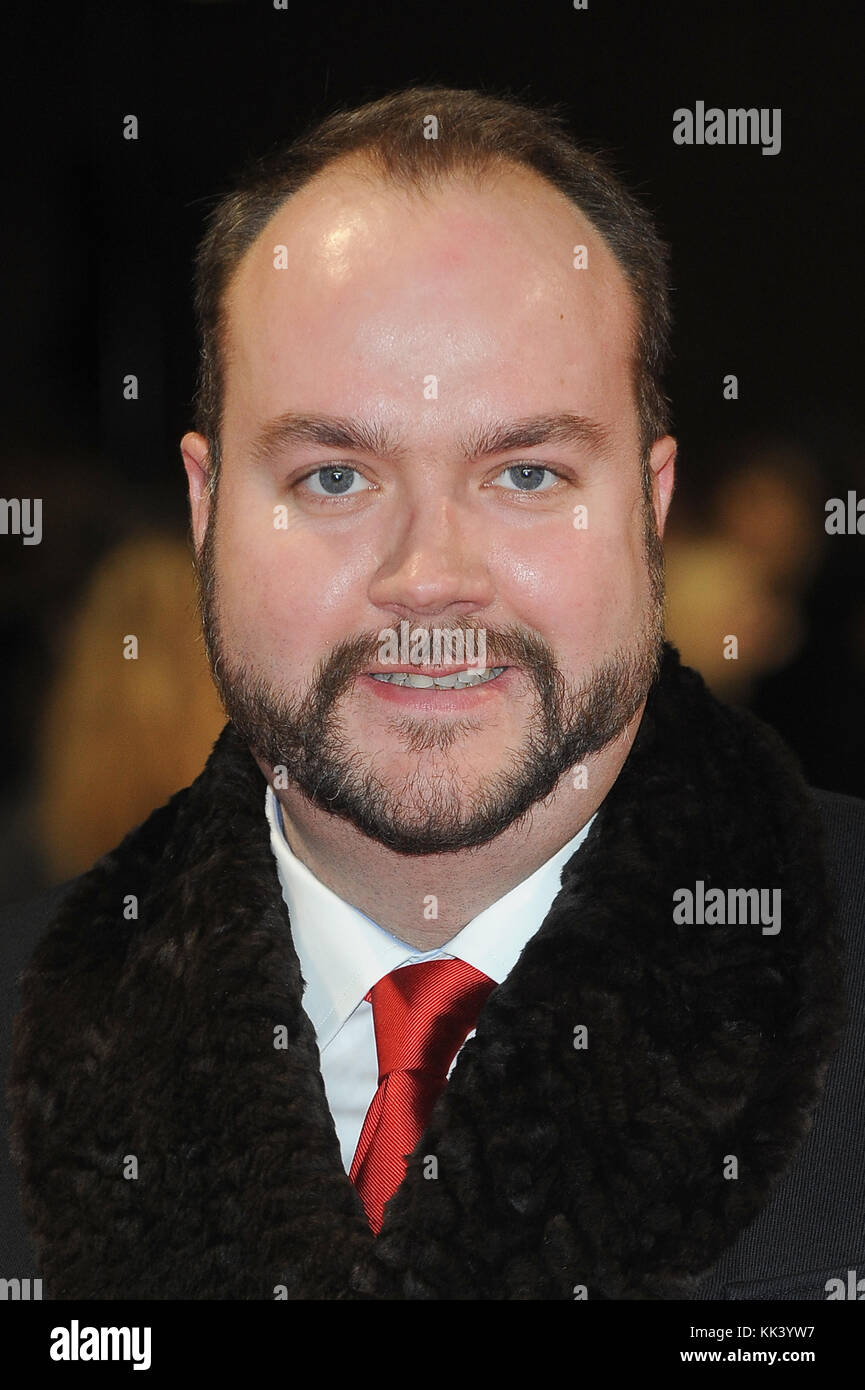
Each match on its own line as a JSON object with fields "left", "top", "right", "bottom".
{"left": 219, "top": 149, "right": 636, "bottom": 385}
{"left": 192, "top": 87, "right": 672, "bottom": 492}
{"left": 278, "top": 145, "right": 592, "bottom": 203}
{"left": 234, "top": 146, "right": 615, "bottom": 265}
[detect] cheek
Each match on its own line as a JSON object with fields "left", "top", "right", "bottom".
{"left": 493, "top": 511, "right": 646, "bottom": 647}
{"left": 213, "top": 503, "right": 372, "bottom": 671}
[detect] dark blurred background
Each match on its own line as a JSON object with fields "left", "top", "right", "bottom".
{"left": 1, "top": 0, "right": 862, "bottom": 901}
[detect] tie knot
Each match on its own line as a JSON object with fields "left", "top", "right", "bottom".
{"left": 370, "top": 958, "right": 495, "bottom": 1083}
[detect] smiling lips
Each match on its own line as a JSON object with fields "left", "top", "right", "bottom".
{"left": 366, "top": 666, "right": 507, "bottom": 689}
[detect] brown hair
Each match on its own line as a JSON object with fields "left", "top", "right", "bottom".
{"left": 191, "top": 84, "right": 673, "bottom": 492}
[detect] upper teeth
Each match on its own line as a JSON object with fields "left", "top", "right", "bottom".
{"left": 370, "top": 666, "right": 505, "bottom": 689}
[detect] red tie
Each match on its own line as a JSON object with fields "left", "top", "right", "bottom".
{"left": 349, "top": 958, "right": 495, "bottom": 1234}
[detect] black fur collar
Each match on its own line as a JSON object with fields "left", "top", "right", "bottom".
{"left": 8, "top": 645, "right": 843, "bottom": 1299}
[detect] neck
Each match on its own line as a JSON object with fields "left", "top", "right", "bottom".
{"left": 262, "top": 706, "right": 644, "bottom": 949}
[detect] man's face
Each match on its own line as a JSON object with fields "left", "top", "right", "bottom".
{"left": 183, "top": 159, "right": 675, "bottom": 854}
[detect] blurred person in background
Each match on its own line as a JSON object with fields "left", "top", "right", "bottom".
{"left": 30, "top": 531, "right": 225, "bottom": 883}
{"left": 665, "top": 435, "right": 865, "bottom": 796}
{"left": 751, "top": 447, "right": 865, "bottom": 798}
{"left": 664, "top": 437, "right": 825, "bottom": 703}
{"left": 0, "top": 531, "right": 225, "bottom": 898}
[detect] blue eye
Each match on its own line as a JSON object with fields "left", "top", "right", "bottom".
{"left": 302, "top": 466, "right": 371, "bottom": 496}
{"left": 495, "top": 464, "right": 558, "bottom": 492}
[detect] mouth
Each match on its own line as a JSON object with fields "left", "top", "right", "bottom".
{"left": 355, "top": 664, "right": 515, "bottom": 712}
{"left": 364, "top": 665, "right": 507, "bottom": 690}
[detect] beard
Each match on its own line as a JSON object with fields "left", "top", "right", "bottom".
{"left": 195, "top": 487, "right": 666, "bottom": 855}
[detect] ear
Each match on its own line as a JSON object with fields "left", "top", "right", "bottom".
{"left": 181, "top": 432, "right": 212, "bottom": 553}
{"left": 647, "top": 435, "right": 677, "bottom": 537}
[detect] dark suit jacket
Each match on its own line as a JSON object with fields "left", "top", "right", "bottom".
{"left": 2, "top": 647, "right": 864, "bottom": 1299}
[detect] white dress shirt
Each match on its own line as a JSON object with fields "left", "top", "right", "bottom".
{"left": 264, "top": 785, "right": 596, "bottom": 1174}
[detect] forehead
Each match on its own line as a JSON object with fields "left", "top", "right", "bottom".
{"left": 221, "top": 157, "right": 637, "bottom": 444}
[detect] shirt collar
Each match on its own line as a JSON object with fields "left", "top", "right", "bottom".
{"left": 265, "top": 784, "right": 595, "bottom": 1049}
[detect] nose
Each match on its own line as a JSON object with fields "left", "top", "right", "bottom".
{"left": 367, "top": 492, "right": 495, "bottom": 621}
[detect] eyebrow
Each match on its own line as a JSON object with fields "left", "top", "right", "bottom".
{"left": 247, "top": 411, "right": 614, "bottom": 467}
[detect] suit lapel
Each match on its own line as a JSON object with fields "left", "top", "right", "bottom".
{"left": 8, "top": 646, "right": 843, "bottom": 1298}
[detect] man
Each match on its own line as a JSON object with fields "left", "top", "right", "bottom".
{"left": 2, "top": 85, "right": 863, "bottom": 1301}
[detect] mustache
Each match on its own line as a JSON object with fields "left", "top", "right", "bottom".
{"left": 310, "top": 621, "right": 562, "bottom": 703}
